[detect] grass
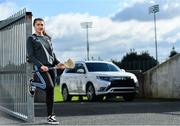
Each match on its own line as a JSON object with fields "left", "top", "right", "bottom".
{"left": 54, "top": 85, "right": 87, "bottom": 102}
{"left": 54, "top": 85, "right": 63, "bottom": 102}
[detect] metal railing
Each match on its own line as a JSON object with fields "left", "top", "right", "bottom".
{"left": 0, "top": 9, "right": 34, "bottom": 122}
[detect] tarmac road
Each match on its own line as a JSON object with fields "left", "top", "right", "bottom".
{"left": 34, "top": 99, "right": 180, "bottom": 125}
{"left": 1, "top": 99, "right": 180, "bottom": 125}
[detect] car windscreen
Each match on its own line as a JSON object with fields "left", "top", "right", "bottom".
{"left": 85, "top": 63, "right": 119, "bottom": 72}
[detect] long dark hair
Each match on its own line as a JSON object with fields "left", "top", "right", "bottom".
{"left": 33, "top": 18, "right": 51, "bottom": 40}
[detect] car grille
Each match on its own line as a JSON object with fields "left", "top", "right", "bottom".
{"left": 106, "top": 77, "right": 136, "bottom": 91}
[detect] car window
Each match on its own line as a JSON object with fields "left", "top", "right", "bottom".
{"left": 108, "top": 64, "right": 119, "bottom": 71}
{"left": 66, "top": 63, "right": 85, "bottom": 73}
{"left": 65, "top": 64, "right": 78, "bottom": 73}
{"left": 76, "top": 63, "right": 85, "bottom": 73}
{"left": 85, "top": 63, "right": 119, "bottom": 72}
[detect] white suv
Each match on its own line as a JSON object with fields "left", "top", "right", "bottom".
{"left": 60, "top": 61, "right": 139, "bottom": 102}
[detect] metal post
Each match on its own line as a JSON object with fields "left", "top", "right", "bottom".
{"left": 26, "top": 11, "right": 34, "bottom": 122}
{"left": 86, "top": 25, "right": 89, "bottom": 60}
{"left": 81, "top": 22, "right": 92, "bottom": 61}
{"left": 149, "top": 4, "right": 159, "bottom": 63}
{"left": 153, "top": 12, "right": 158, "bottom": 62}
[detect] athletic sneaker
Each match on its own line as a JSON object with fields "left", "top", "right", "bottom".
{"left": 28, "top": 79, "right": 36, "bottom": 97}
{"left": 47, "top": 115, "right": 60, "bottom": 125}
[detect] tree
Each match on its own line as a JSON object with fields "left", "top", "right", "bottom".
{"left": 169, "top": 46, "right": 178, "bottom": 58}
{"left": 112, "top": 49, "right": 158, "bottom": 72}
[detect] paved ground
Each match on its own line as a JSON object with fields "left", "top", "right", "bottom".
{"left": 1, "top": 99, "right": 180, "bottom": 125}
{"left": 0, "top": 111, "right": 24, "bottom": 125}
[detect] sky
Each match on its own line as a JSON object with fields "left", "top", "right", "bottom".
{"left": 0, "top": 0, "right": 180, "bottom": 63}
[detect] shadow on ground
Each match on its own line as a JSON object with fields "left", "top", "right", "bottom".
{"left": 35, "top": 98, "right": 180, "bottom": 117}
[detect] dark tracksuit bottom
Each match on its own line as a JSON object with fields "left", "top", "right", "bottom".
{"left": 35, "top": 68, "right": 55, "bottom": 116}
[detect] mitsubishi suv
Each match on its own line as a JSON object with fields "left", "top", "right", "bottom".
{"left": 60, "top": 61, "right": 139, "bottom": 102}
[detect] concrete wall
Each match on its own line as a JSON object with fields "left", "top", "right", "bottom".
{"left": 143, "top": 54, "right": 180, "bottom": 98}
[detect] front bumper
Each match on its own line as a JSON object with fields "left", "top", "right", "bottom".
{"left": 96, "top": 77, "right": 139, "bottom": 95}
{"left": 97, "top": 87, "right": 138, "bottom": 95}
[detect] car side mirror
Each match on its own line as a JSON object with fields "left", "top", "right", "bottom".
{"left": 77, "top": 68, "right": 85, "bottom": 73}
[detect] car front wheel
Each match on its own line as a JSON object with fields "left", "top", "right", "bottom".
{"left": 86, "top": 84, "right": 96, "bottom": 102}
{"left": 62, "top": 85, "right": 72, "bottom": 102}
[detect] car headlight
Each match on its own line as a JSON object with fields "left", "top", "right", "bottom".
{"left": 130, "top": 75, "right": 138, "bottom": 84}
{"left": 96, "top": 76, "right": 111, "bottom": 81}
{"left": 130, "top": 76, "right": 139, "bottom": 89}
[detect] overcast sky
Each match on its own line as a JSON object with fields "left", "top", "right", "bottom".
{"left": 0, "top": 0, "right": 180, "bottom": 62}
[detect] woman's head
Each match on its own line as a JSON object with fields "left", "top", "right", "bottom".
{"left": 33, "top": 18, "right": 44, "bottom": 35}
{"left": 33, "top": 18, "right": 51, "bottom": 39}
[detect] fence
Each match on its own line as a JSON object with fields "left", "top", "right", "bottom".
{"left": 0, "top": 9, "right": 34, "bottom": 122}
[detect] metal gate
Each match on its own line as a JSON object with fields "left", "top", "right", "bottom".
{"left": 0, "top": 9, "right": 34, "bottom": 122}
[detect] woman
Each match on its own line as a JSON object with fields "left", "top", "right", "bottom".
{"left": 27, "top": 18, "right": 64, "bottom": 125}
